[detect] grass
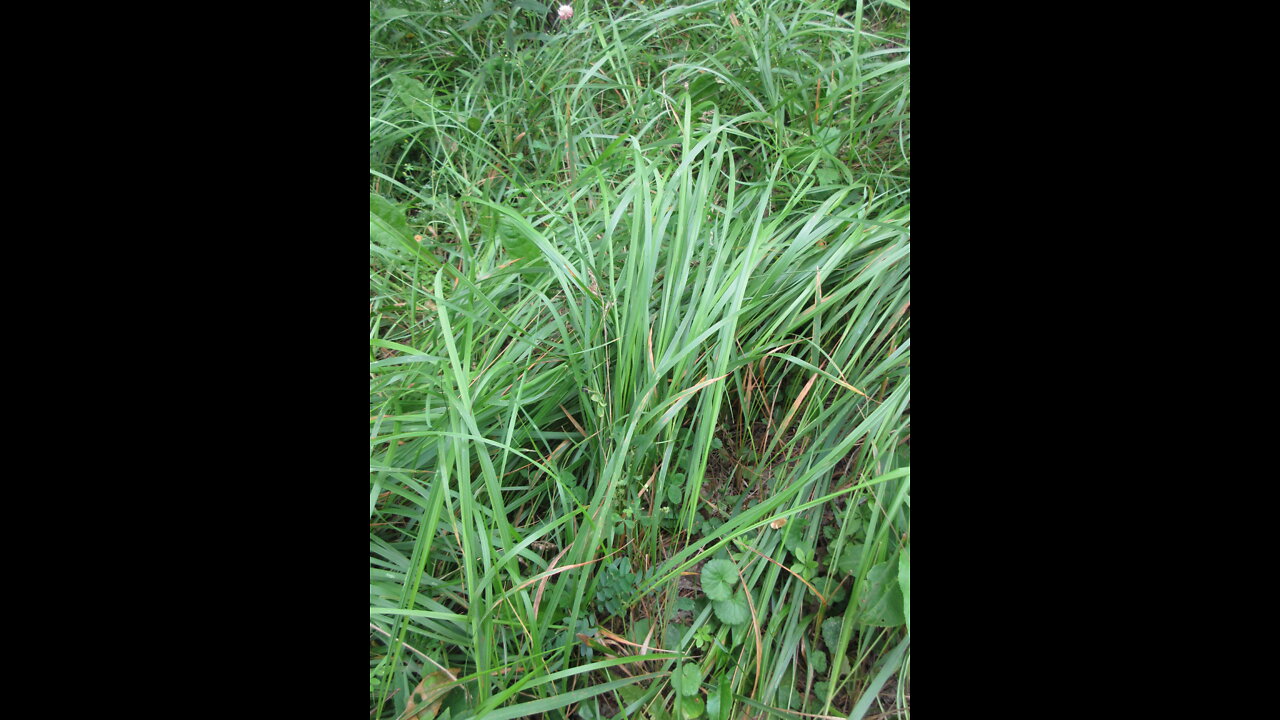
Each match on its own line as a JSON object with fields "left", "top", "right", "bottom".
{"left": 370, "top": 1, "right": 909, "bottom": 718}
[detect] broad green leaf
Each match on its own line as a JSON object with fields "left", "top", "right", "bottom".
{"left": 717, "top": 674, "right": 732, "bottom": 720}
{"left": 835, "top": 542, "right": 865, "bottom": 575}
{"left": 665, "top": 622, "right": 688, "bottom": 650}
{"left": 492, "top": 209, "right": 540, "bottom": 263}
{"left": 809, "top": 648, "right": 828, "bottom": 675}
{"left": 370, "top": 193, "right": 412, "bottom": 246}
{"left": 617, "top": 681, "right": 646, "bottom": 707}
{"left": 403, "top": 667, "right": 458, "bottom": 720}
{"left": 627, "top": 618, "right": 652, "bottom": 646}
{"left": 678, "top": 662, "right": 703, "bottom": 696}
{"left": 513, "top": 0, "right": 549, "bottom": 13}
{"left": 389, "top": 74, "right": 434, "bottom": 123}
{"left": 815, "top": 166, "right": 840, "bottom": 185}
{"left": 682, "top": 695, "right": 705, "bottom": 718}
{"left": 845, "top": 516, "right": 864, "bottom": 537}
{"left": 712, "top": 589, "right": 749, "bottom": 625}
{"left": 700, "top": 559, "right": 738, "bottom": 601}
{"left": 821, "top": 616, "right": 843, "bottom": 654}
{"left": 855, "top": 561, "right": 906, "bottom": 627}
{"left": 814, "top": 576, "right": 847, "bottom": 604}
{"left": 812, "top": 681, "right": 830, "bottom": 707}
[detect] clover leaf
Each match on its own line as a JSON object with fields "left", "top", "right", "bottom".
{"left": 693, "top": 624, "right": 713, "bottom": 649}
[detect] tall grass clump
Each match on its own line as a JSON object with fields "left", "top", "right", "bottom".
{"left": 371, "top": 1, "right": 909, "bottom": 718}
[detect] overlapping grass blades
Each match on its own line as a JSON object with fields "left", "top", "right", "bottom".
{"left": 372, "top": 1, "right": 908, "bottom": 717}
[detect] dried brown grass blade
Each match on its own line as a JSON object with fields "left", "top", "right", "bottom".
{"left": 595, "top": 626, "right": 676, "bottom": 655}
{"left": 532, "top": 545, "right": 571, "bottom": 619}
{"left": 776, "top": 371, "right": 819, "bottom": 440}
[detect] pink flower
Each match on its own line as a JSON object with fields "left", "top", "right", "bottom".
{"left": 557, "top": 4, "right": 574, "bottom": 21}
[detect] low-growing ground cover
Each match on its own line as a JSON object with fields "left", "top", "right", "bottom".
{"left": 370, "top": 2, "right": 909, "bottom": 718}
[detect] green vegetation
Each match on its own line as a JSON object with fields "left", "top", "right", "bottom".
{"left": 370, "top": 1, "right": 909, "bottom": 718}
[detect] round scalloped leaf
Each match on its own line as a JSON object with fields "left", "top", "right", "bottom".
{"left": 682, "top": 694, "right": 706, "bottom": 718}
{"left": 700, "top": 559, "right": 739, "bottom": 601}
{"left": 810, "top": 648, "right": 828, "bottom": 675}
{"left": 678, "top": 662, "right": 703, "bottom": 696}
{"left": 712, "top": 589, "right": 750, "bottom": 625}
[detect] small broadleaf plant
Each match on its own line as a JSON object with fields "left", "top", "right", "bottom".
{"left": 700, "top": 559, "right": 739, "bottom": 602}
